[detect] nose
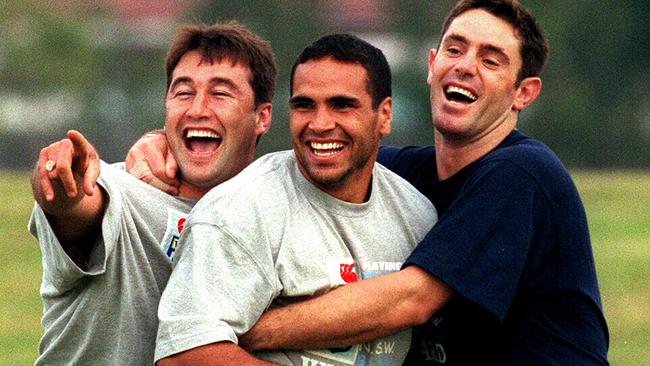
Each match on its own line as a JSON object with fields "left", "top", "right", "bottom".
{"left": 187, "top": 92, "right": 210, "bottom": 119}
{"left": 453, "top": 53, "right": 478, "bottom": 78}
{"left": 309, "top": 107, "right": 336, "bottom": 133}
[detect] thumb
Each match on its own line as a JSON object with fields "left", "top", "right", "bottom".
{"left": 82, "top": 154, "right": 101, "bottom": 196}
{"left": 165, "top": 149, "right": 179, "bottom": 180}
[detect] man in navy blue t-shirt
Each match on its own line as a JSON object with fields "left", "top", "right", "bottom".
{"left": 239, "top": 0, "right": 609, "bottom": 365}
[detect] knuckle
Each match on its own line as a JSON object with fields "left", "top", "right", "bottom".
{"left": 55, "top": 161, "right": 71, "bottom": 172}
{"left": 131, "top": 160, "right": 151, "bottom": 179}
{"left": 61, "top": 139, "right": 73, "bottom": 149}
{"left": 151, "top": 165, "right": 165, "bottom": 176}
{"left": 151, "top": 180, "right": 170, "bottom": 192}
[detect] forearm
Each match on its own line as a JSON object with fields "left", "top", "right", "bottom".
{"left": 32, "top": 172, "right": 107, "bottom": 269}
{"left": 241, "top": 266, "right": 451, "bottom": 351}
{"left": 32, "top": 130, "right": 106, "bottom": 268}
{"left": 157, "top": 342, "right": 278, "bottom": 366}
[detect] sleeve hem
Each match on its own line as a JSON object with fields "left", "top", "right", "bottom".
{"left": 403, "top": 257, "right": 507, "bottom": 322}
{"left": 155, "top": 330, "right": 238, "bottom": 362}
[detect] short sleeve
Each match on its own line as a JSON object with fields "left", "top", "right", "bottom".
{"left": 405, "top": 160, "right": 552, "bottom": 321}
{"left": 28, "top": 165, "right": 123, "bottom": 293}
{"left": 154, "top": 221, "right": 280, "bottom": 362}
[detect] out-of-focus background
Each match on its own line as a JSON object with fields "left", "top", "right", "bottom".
{"left": 1, "top": 0, "right": 648, "bottom": 365}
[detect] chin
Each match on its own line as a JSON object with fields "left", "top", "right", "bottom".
{"left": 179, "top": 168, "right": 215, "bottom": 187}
{"left": 310, "top": 169, "right": 348, "bottom": 188}
{"left": 434, "top": 125, "right": 470, "bottom": 141}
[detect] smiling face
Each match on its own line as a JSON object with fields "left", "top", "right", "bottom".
{"left": 165, "top": 50, "right": 271, "bottom": 197}
{"left": 290, "top": 57, "right": 392, "bottom": 203}
{"left": 428, "top": 9, "right": 539, "bottom": 145}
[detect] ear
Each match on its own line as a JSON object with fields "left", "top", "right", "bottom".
{"left": 377, "top": 97, "right": 393, "bottom": 137}
{"left": 513, "top": 77, "right": 542, "bottom": 111}
{"left": 427, "top": 49, "right": 438, "bottom": 85}
{"left": 254, "top": 102, "right": 273, "bottom": 136}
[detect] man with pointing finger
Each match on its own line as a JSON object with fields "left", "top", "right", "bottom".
{"left": 28, "top": 23, "right": 276, "bottom": 365}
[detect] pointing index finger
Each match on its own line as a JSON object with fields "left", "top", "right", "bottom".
{"left": 67, "top": 130, "right": 100, "bottom": 196}
{"left": 67, "top": 130, "right": 94, "bottom": 163}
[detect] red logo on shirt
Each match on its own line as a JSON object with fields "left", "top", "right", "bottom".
{"left": 340, "top": 263, "right": 358, "bottom": 283}
{"left": 177, "top": 218, "right": 186, "bottom": 233}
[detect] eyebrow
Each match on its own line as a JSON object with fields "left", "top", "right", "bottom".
{"left": 289, "top": 95, "right": 361, "bottom": 107}
{"left": 210, "top": 77, "right": 241, "bottom": 93}
{"left": 442, "top": 33, "right": 469, "bottom": 47}
{"left": 327, "top": 95, "right": 360, "bottom": 107}
{"left": 289, "top": 95, "right": 313, "bottom": 106}
{"left": 168, "top": 77, "right": 193, "bottom": 92}
{"left": 168, "top": 76, "right": 242, "bottom": 93}
{"left": 443, "top": 33, "right": 510, "bottom": 64}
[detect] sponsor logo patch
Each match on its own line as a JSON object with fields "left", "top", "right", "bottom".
{"left": 326, "top": 257, "right": 358, "bottom": 286}
{"left": 297, "top": 258, "right": 411, "bottom": 365}
{"left": 160, "top": 208, "right": 187, "bottom": 260}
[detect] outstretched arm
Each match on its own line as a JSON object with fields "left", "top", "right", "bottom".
{"left": 125, "top": 129, "right": 180, "bottom": 195}
{"left": 240, "top": 266, "right": 452, "bottom": 351}
{"left": 31, "top": 130, "right": 106, "bottom": 267}
{"left": 158, "top": 342, "right": 278, "bottom": 366}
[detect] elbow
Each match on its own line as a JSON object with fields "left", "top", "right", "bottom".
{"left": 401, "top": 296, "right": 438, "bottom": 327}
{"left": 399, "top": 267, "right": 453, "bottom": 327}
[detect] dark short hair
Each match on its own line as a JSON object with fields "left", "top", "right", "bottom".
{"left": 290, "top": 34, "right": 391, "bottom": 109}
{"left": 165, "top": 22, "right": 277, "bottom": 105}
{"left": 440, "top": 0, "right": 549, "bottom": 83}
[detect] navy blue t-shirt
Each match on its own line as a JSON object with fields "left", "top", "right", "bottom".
{"left": 378, "top": 130, "right": 609, "bottom": 365}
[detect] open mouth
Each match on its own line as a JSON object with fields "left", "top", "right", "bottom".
{"left": 445, "top": 85, "right": 478, "bottom": 104}
{"left": 310, "top": 141, "right": 344, "bottom": 157}
{"left": 184, "top": 129, "right": 222, "bottom": 154}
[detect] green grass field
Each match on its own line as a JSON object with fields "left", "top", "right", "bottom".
{"left": 1, "top": 170, "right": 648, "bottom": 365}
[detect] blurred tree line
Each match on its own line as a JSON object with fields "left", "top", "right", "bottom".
{"left": 1, "top": 0, "right": 648, "bottom": 170}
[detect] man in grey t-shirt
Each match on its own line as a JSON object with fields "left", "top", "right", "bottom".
{"left": 155, "top": 34, "right": 437, "bottom": 366}
{"left": 29, "top": 23, "right": 276, "bottom": 365}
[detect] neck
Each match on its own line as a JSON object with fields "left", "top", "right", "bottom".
{"left": 319, "top": 177, "right": 373, "bottom": 204}
{"left": 299, "top": 164, "right": 375, "bottom": 204}
{"left": 296, "top": 146, "right": 378, "bottom": 204}
{"left": 435, "top": 115, "right": 517, "bottom": 181}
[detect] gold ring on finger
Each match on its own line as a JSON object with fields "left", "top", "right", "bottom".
{"left": 45, "top": 160, "right": 56, "bottom": 172}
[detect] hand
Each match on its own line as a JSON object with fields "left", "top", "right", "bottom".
{"left": 32, "top": 130, "right": 108, "bottom": 263}
{"left": 34, "top": 130, "right": 100, "bottom": 204}
{"left": 126, "top": 130, "right": 180, "bottom": 195}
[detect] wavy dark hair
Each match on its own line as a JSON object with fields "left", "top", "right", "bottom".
{"left": 165, "top": 22, "right": 277, "bottom": 106}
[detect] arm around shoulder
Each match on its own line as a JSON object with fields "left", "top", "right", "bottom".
{"left": 242, "top": 265, "right": 452, "bottom": 351}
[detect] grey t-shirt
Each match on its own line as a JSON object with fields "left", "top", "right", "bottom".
{"left": 155, "top": 150, "right": 437, "bottom": 365}
{"left": 29, "top": 162, "right": 195, "bottom": 365}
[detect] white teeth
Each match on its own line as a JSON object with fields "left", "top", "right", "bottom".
{"left": 310, "top": 142, "right": 344, "bottom": 156}
{"left": 186, "top": 130, "right": 221, "bottom": 139}
{"left": 314, "top": 150, "right": 339, "bottom": 157}
{"left": 446, "top": 85, "right": 477, "bottom": 101}
{"left": 311, "top": 142, "right": 343, "bottom": 150}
